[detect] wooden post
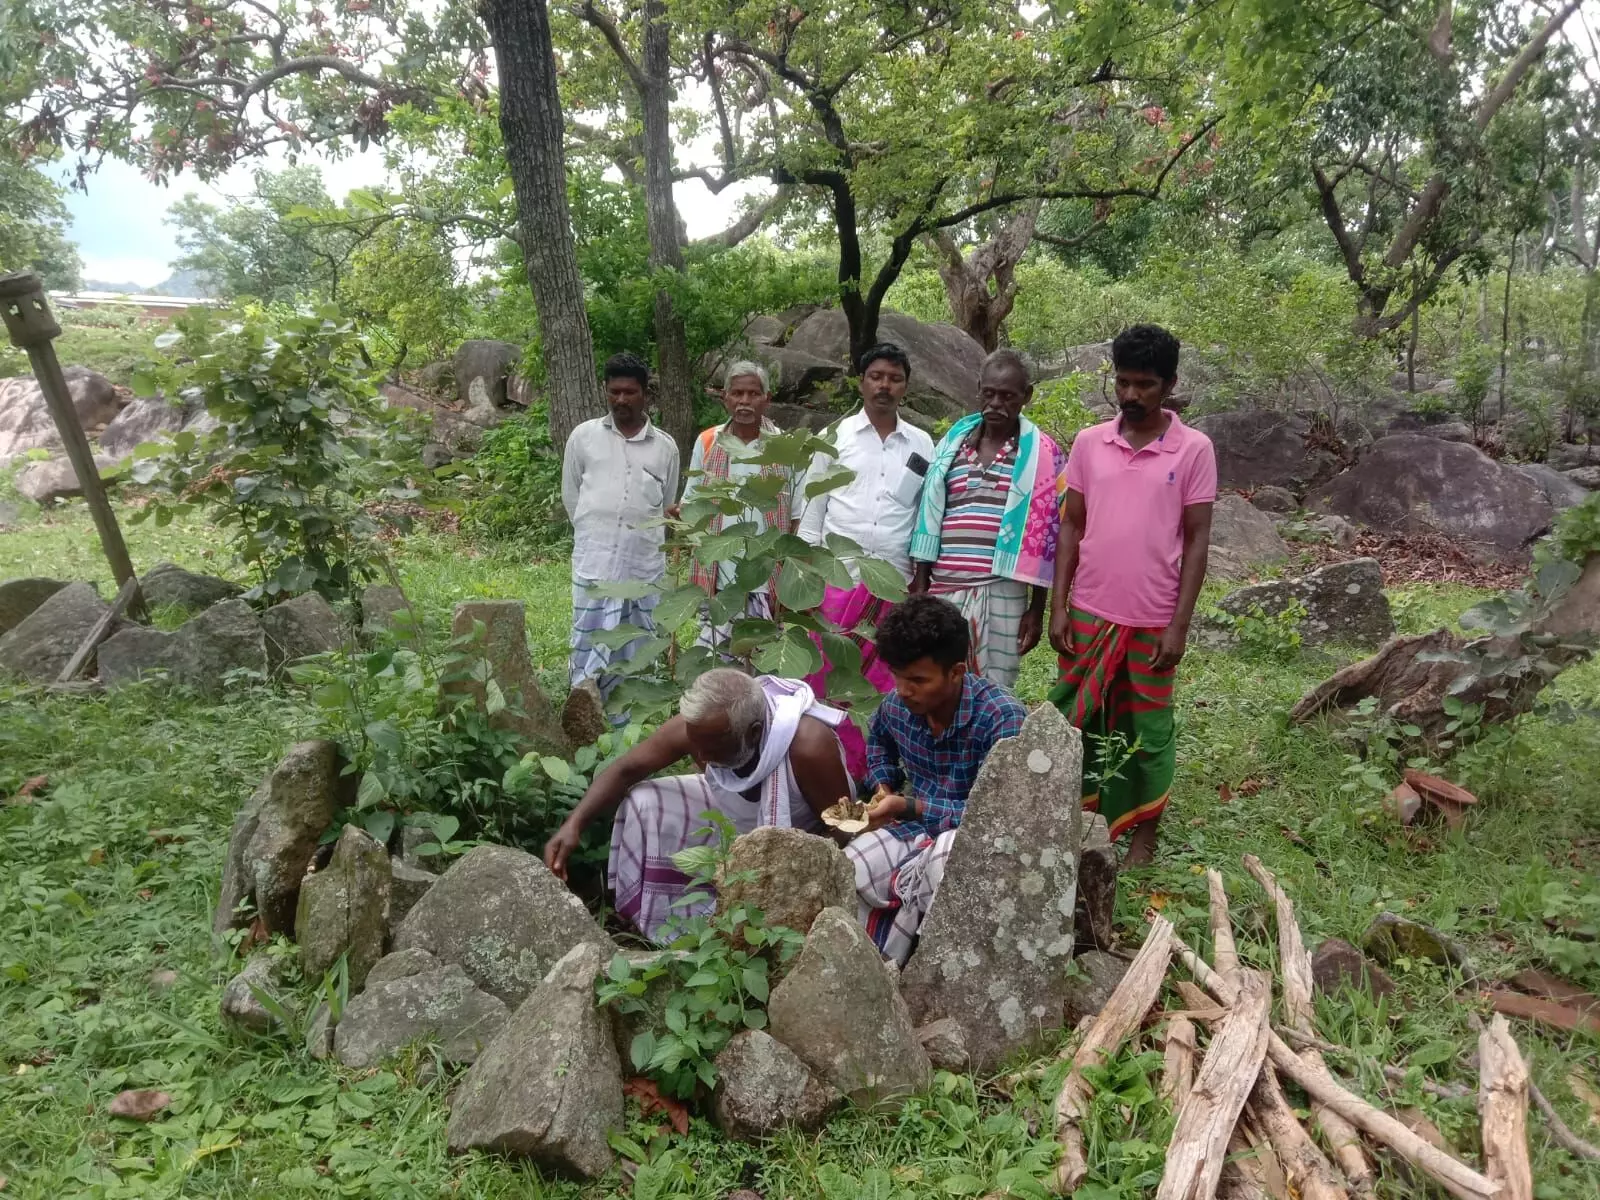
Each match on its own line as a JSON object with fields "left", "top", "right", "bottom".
{"left": 0, "top": 272, "right": 144, "bottom": 620}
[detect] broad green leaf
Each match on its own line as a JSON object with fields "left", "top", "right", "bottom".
{"left": 754, "top": 626, "right": 823, "bottom": 676}
{"left": 741, "top": 965, "right": 769, "bottom": 1002}
{"left": 728, "top": 617, "right": 781, "bottom": 655}
{"left": 361, "top": 808, "right": 395, "bottom": 847}
{"left": 855, "top": 555, "right": 910, "bottom": 603}
{"left": 652, "top": 584, "right": 706, "bottom": 633}
{"left": 608, "top": 952, "right": 633, "bottom": 984}
{"left": 777, "top": 558, "right": 825, "bottom": 610}
{"left": 484, "top": 678, "right": 506, "bottom": 716}
{"left": 804, "top": 464, "right": 857, "bottom": 498}
{"left": 355, "top": 772, "right": 386, "bottom": 810}
{"left": 629, "top": 1031, "right": 656, "bottom": 1071}
{"left": 539, "top": 756, "right": 572, "bottom": 784}
{"left": 586, "top": 623, "right": 652, "bottom": 651}
{"left": 820, "top": 631, "right": 864, "bottom": 676}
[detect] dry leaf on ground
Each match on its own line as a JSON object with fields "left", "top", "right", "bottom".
{"left": 622, "top": 1076, "right": 690, "bottom": 1136}
{"left": 108, "top": 1089, "right": 172, "bottom": 1121}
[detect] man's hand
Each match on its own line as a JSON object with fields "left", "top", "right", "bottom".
{"left": 907, "top": 564, "right": 932, "bottom": 596}
{"left": 1017, "top": 607, "right": 1043, "bottom": 657}
{"left": 543, "top": 820, "right": 583, "bottom": 881}
{"left": 1151, "top": 622, "right": 1189, "bottom": 673}
{"left": 1048, "top": 603, "right": 1074, "bottom": 657}
{"left": 865, "top": 790, "right": 911, "bottom": 831}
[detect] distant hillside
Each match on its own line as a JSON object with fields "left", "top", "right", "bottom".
{"left": 79, "top": 267, "right": 218, "bottom": 299}
{"left": 81, "top": 278, "right": 149, "bottom": 295}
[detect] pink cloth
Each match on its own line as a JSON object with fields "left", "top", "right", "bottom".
{"left": 805, "top": 582, "right": 896, "bottom": 779}
{"left": 1064, "top": 414, "right": 1217, "bottom": 628}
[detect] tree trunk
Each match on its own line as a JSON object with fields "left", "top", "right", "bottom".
{"left": 641, "top": 0, "right": 696, "bottom": 460}
{"left": 480, "top": 0, "right": 598, "bottom": 452}
{"left": 932, "top": 201, "right": 1041, "bottom": 352}
{"left": 1498, "top": 233, "right": 1517, "bottom": 421}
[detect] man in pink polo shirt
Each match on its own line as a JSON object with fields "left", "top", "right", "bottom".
{"left": 1048, "top": 325, "right": 1215, "bottom": 865}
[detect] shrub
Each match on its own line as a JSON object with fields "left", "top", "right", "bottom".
{"left": 460, "top": 405, "right": 568, "bottom": 553}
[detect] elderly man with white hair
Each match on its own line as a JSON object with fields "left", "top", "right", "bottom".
{"left": 679, "top": 360, "right": 794, "bottom": 653}
{"left": 543, "top": 669, "right": 853, "bottom": 940}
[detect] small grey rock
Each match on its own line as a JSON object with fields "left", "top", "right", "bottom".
{"left": 388, "top": 861, "right": 437, "bottom": 931}
{"left": 914, "top": 1019, "right": 969, "bottom": 1073}
{"left": 712, "top": 1030, "right": 843, "bottom": 1141}
{"left": 0, "top": 577, "right": 67, "bottom": 637}
{"left": 335, "top": 964, "right": 510, "bottom": 1070}
{"left": 1249, "top": 485, "right": 1298, "bottom": 514}
{"left": 1311, "top": 937, "right": 1396, "bottom": 1002}
{"left": 220, "top": 956, "right": 292, "bottom": 1034}
{"left": 139, "top": 562, "right": 243, "bottom": 613}
{"left": 0, "top": 582, "right": 109, "bottom": 683}
{"left": 260, "top": 591, "right": 344, "bottom": 674}
{"left": 1063, "top": 951, "right": 1132, "bottom": 1026}
{"left": 717, "top": 827, "right": 855, "bottom": 946}
{"left": 365, "top": 947, "right": 440, "bottom": 989}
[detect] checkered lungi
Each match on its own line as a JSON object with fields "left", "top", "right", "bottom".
{"left": 569, "top": 576, "right": 661, "bottom": 698}
{"left": 845, "top": 826, "right": 959, "bottom": 967}
{"left": 930, "top": 577, "right": 1029, "bottom": 688}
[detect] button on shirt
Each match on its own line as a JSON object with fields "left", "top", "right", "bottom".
{"left": 1064, "top": 413, "right": 1217, "bottom": 628}
{"left": 562, "top": 415, "right": 681, "bottom": 584}
{"left": 795, "top": 409, "right": 935, "bottom": 578}
{"left": 866, "top": 673, "right": 1028, "bottom": 843}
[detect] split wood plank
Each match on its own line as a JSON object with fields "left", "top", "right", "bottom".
{"left": 1478, "top": 1016, "right": 1533, "bottom": 1200}
{"left": 1485, "top": 989, "right": 1600, "bottom": 1036}
{"left": 1248, "top": 1061, "right": 1351, "bottom": 1200}
{"left": 1208, "top": 868, "right": 1241, "bottom": 982}
{"left": 56, "top": 575, "right": 142, "bottom": 684}
{"left": 1051, "top": 916, "right": 1173, "bottom": 1194}
{"left": 1157, "top": 969, "right": 1272, "bottom": 1200}
{"left": 1162, "top": 1016, "right": 1197, "bottom": 1103}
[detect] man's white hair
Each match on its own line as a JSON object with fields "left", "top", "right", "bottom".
{"left": 724, "top": 360, "right": 771, "bottom": 394}
{"left": 680, "top": 667, "right": 765, "bottom": 730}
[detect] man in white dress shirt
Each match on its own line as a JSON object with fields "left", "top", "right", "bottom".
{"left": 563, "top": 352, "right": 681, "bottom": 702}
{"left": 795, "top": 342, "right": 935, "bottom": 777}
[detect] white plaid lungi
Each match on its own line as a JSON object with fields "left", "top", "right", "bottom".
{"left": 845, "top": 826, "right": 959, "bottom": 967}
{"left": 569, "top": 576, "right": 660, "bottom": 699}
{"left": 930, "top": 577, "right": 1029, "bottom": 689}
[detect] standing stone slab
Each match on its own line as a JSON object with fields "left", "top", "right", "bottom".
{"left": 360, "top": 585, "right": 410, "bottom": 640}
{"left": 900, "top": 704, "right": 1085, "bottom": 1073}
{"left": 0, "top": 577, "right": 67, "bottom": 636}
{"left": 214, "top": 740, "right": 341, "bottom": 935}
{"left": 1218, "top": 558, "right": 1395, "bottom": 646}
{"left": 716, "top": 827, "right": 856, "bottom": 944}
{"left": 295, "top": 824, "right": 392, "bottom": 989}
{"left": 711, "top": 1030, "right": 843, "bottom": 1141}
{"left": 0, "top": 582, "right": 109, "bottom": 682}
{"left": 335, "top": 964, "right": 510, "bottom": 1070}
{"left": 447, "top": 942, "right": 622, "bottom": 1179}
{"left": 392, "top": 844, "right": 607, "bottom": 1006}
{"left": 445, "top": 601, "right": 567, "bottom": 757}
{"left": 766, "top": 907, "right": 931, "bottom": 1109}
{"left": 1074, "top": 812, "right": 1117, "bottom": 952}
{"left": 260, "top": 591, "right": 344, "bottom": 673}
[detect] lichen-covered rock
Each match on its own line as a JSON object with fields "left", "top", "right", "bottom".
{"left": 1074, "top": 813, "right": 1116, "bottom": 952}
{"left": 900, "top": 704, "right": 1084, "bottom": 1073}
{"left": 295, "top": 824, "right": 391, "bottom": 989}
{"left": 0, "top": 577, "right": 66, "bottom": 636}
{"left": 260, "top": 591, "right": 344, "bottom": 673}
{"left": 101, "top": 598, "right": 268, "bottom": 696}
{"left": 360, "top": 586, "right": 410, "bottom": 640}
{"left": 220, "top": 956, "right": 293, "bottom": 1034}
{"left": 560, "top": 679, "right": 609, "bottom": 748}
{"left": 767, "top": 907, "right": 930, "bottom": 1109}
{"left": 139, "top": 562, "right": 243, "bottom": 613}
{"left": 1217, "top": 558, "right": 1395, "bottom": 646}
{"left": 387, "top": 861, "right": 436, "bottom": 932}
{"left": 443, "top": 601, "right": 567, "bottom": 758}
{"left": 446, "top": 942, "right": 622, "bottom": 1179}
{"left": 1063, "top": 951, "right": 1132, "bottom": 1025}
{"left": 392, "top": 844, "right": 607, "bottom": 1006}
{"left": 1207, "top": 494, "right": 1291, "bottom": 581}
{"left": 0, "top": 582, "right": 109, "bottom": 682}
{"left": 1311, "top": 937, "right": 1395, "bottom": 1002}
{"left": 335, "top": 964, "right": 510, "bottom": 1069}
{"left": 716, "top": 827, "right": 855, "bottom": 944}
{"left": 914, "top": 1019, "right": 970, "bottom": 1073}
{"left": 711, "top": 1030, "right": 843, "bottom": 1141}
{"left": 214, "top": 740, "right": 341, "bottom": 935}
{"left": 1362, "top": 912, "right": 1473, "bottom": 978}
{"left": 366, "top": 947, "right": 439, "bottom": 988}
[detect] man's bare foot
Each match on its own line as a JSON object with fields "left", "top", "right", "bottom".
{"left": 1123, "top": 820, "right": 1159, "bottom": 867}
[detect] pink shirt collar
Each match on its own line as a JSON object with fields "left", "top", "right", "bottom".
{"left": 1103, "top": 411, "right": 1187, "bottom": 454}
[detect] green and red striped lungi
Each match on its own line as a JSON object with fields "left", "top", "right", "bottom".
{"left": 1047, "top": 606, "right": 1176, "bottom": 839}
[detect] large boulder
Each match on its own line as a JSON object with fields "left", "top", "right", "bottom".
{"left": 392, "top": 844, "right": 607, "bottom": 1006}
{"left": 766, "top": 907, "right": 931, "bottom": 1109}
{"left": 1542, "top": 555, "right": 1600, "bottom": 641}
{"left": 139, "top": 562, "right": 243, "bottom": 613}
{"left": 446, "top": 942, "right": 623, "bottom": 1179}
{"left": 785, "top": 309, "right": 985, "bottom": 421}
{"left": 98, "top": 598, "right": 267, "bottom": 696}
{"left": 715, "top": 344, "right": 847, "bottom": 407}
{"left": 444, "top": 601, "right": 567, "bottom": 758}
{"left": 1547, "top": 442, "right": 1597, "bottom": 471}
{"left": 1217, "top": 558, "right": 1395, "bottom": 646}
{"left": 1568, "top": 466, "right": 1600, "bottom": 490}
{"left": 0, "top": 367, "right": 120, "bottom": 465}
{"left": 1207, "top": 494, "right": 1291, "bottom": 581}
{"left": 214, "top": 740, "right": 342, "bottom": 935}
{"left": 1191, "top": 410, "right": 1342, "bottom": 494}
{"left": 711, "top": 1030, "right": 843, "bottom": 1141}
{"left": 716, "top": 827, "right": 856, "bottom": 944}
{"left": 1514, "top": 464, "right": 1589, "bottom": 512}
{"left": 453, "top": 340, "right": 523, "bottom": 413}
{"left": 260, "top": 591, "right": 344, "bottom": 673}
{"left": 0, "top": 577, "right": 67, "bottom": 636}
{"left": 334, "top": 964, "right": 510, "bottom": 1070}
{"left": 1310, "top": 435, "right": 1553, "bottom": 560}
{"left": 14, "top": 453, "right": 118, "bottom": 504}
{"left": 899, "top": 704, "right": 1084, "bottom": 1073}
{"left": 295, "top": 824, "right": 392, "bottom": 989}
{"left": 98, "top": 396, "right": 189, "bottom": 460}
{"left": 0, "top": 581, "right": 110, "bottom": 682}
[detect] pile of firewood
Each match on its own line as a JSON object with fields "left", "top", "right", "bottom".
{"left": 1046, "top": 854, "right": 1600, "bottom": 1199}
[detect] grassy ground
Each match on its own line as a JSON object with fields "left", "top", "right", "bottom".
{"left": 3, "top": 504, "right": 1599, "bottom": 1199}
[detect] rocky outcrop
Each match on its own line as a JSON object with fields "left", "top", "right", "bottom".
{"left": 295, "top": 824, "right": 391, "bottom": 989}
{"left": 139, "top": 563, "right": 243, "bottom": 613}
{"left": 260, "top": 592, "right": 344, "bottom": 673}
{"left": 0, "top": 582, "right": 113, "bottom": 682}
{"left": 767, "top": 907, "right": 931, "bottom": 1109}
{"left": 0, "top": 577, "right": 67, "bottom": 637}
{"left": 334, "top": 963, "right": 510, "bottom": 1070}
{"left": 1515, "top": 464, "right": 1591, "bottom": 511}
{"left": 711, "top": 1030, "right": 843, "bottom": 1141}
{"left": 392, "top": 844, "right": 607, "bottom": 1006}
{"left": 1207, "top": 494, "right": 1291, "bottom": 581}
{"left": 0, "top": 367, "right": 120, "bottom": 465}
{"left": 784, "top": 309, "right": 986, "bottom": 422}
{"left": 1191, "top": 410, "right": 1343, "bottom": 495}
{"left": 214, "top": 740, "right": 342, "bottom": 935}
{"left": 716, "top": 827, "right": 855, "bottom": 944}
{"left": 98, "top": 598, "right": 267, "bottom": 695}
{"left": 899, "top": 704, "right": 1084, "bottom": 1073}
{"left": 446, "top": 942, "right": 622, "bottom": 1178}
{"left": 452, "top": 340, "right": 523, "bottom": 413}
{"left": 1568, "top": 465, "right": 1600, "bottom": 490}
{"left": 1310, "top": 435, "right": 1552, "bottom": 560}
{"left": 1218, "top": 558, "right": 1395, "bottom": 646}
{"left": 444, "top": 600, "right": 567, "bottom": 758}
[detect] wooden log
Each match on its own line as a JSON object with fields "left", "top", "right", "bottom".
{"left": 1478, "top": 1016, "right": 1533, "bottom": 1200}
{"left": 1484, "top": 988, "right": 1600, "bottom": 1036}
{"left": 1275, "top": 1027, "right": 1472, "bottom": 1101}
{"left": 1052, "top": 916, "right": 1174, "bottom": 1194}
{"left": 1157, "top": 969, "right": 1272, "bottom": 1200}
{"left": 1163, "top": 1016, "right": 1197, "bottom": 1103}
{"left": 1243, "top": 854, "right": 1376, "bottom": 1197}
{"left": 1208, "top": 868, "right": 1241, "bottom": 982}
{"left": 1237, "top": 1121, "right": 1288, "bottom": 1200}
{"left": 57, "top": 575, "right": 142, "bottom": 683}
{"left": 1248, "top": 1061, "right": 1350, "bottom": 1200}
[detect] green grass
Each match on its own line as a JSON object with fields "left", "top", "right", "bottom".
{"left": 3, "top": 500, "right": 1599, "bottom": 1198}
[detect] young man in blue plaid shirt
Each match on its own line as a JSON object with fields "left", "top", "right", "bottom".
{"left": 845, "top": 593, "right": 1027, "bottom": 965}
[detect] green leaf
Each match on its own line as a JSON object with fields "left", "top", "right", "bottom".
{"left": 819, "top": 631, "right": 864, "bottom": 676}
{"left": 754, "top": 626, "right": 823, "bottom": 676}
{"left": 586, "top": 623, "right": 652, "bottom": 651}
{"left": 664, "top": 1006, "right": 688, "bottom": 1035}
{"left": 629, "top": 1031, "right": 656, "bottom": 1071}
{"left": 804, "top": 464, "right": 857, "bottom": 499}
{"left": 361, "top": 808, "right": 395, "bottom": 847}
{"left": 684, "top": 970, "right": 720, "bottom": 988}
{"left": 539, "top": 756, "right": 572, "bottom": 784}
{"left": 941, "top": 1175, "right": 988, "bottom": 1196}
{"left": 484, "top": 677, "right": 506, "bottom": 716}
{"left": 608, "top": 952, "right": 634, "bottom": 984}
{"left": 741, "top": 965, "right": 769, "bottom": 1002}
{"left": 854, "top": 555, "right": 910, "bottom": 603}
{"left": 741, "top": 1007, "right": 768, "bottom": 1030}
{"left": 653, "top": 584, "right": 706, "bottom": 633}
{"left": 355, "top": 772, "right": 386, "bottom": 810}
{"left": 777, "top": 558, "right": 825, "bottom": 610}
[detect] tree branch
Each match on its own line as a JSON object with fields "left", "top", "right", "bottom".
{"left": 576, "top": 1, "right": 647, "bottom": 93}
{"left": 693, "top": 187, "right": 791, "bottom": 248}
